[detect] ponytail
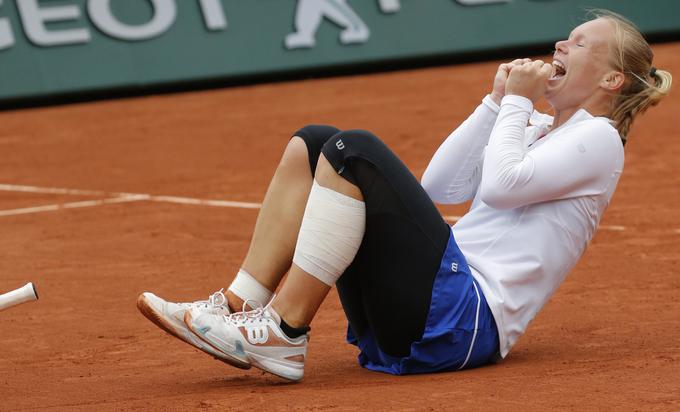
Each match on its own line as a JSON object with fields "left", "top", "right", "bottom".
{"left": 588, "top": 9, "right": 673, "bottom": 143}
{"left": 610, "top": 67, "right": 672, "bottom": 143}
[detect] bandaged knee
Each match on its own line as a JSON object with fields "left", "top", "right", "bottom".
{"left": 293, "top": 180, "right": 366, "bottom": 286}
{"left": 228, "top": 268, "right": 273, "bottom": 305}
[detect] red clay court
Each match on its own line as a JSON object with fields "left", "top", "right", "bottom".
{"left": 1, "top": 43, "right": 679, "bottom": 410}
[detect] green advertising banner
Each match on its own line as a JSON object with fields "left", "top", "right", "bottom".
{"left": 1, "top": 0, "right": 679, "bottom": 102}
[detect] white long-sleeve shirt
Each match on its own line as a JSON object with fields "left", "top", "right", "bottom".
{"left": 422, "top": 95, "right": 624, "bottom": 358}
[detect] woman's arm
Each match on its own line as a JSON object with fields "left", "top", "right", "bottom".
{"left": 421, "top": 95, "right": 500, "bottom": 204}
{"left": 422, "top": 59, "right": 533, "bottom": 204}
{"left": 479, "top": 95, "right": 622, "bottom": 210}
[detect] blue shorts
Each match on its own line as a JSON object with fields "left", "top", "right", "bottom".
{"left": 347, "top": 232, "right": 500, "bottom": 375}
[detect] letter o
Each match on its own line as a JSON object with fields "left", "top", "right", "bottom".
{"left": 88, "top": 0, "right": 176, "bottom": 41}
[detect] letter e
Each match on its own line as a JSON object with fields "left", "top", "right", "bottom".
{"left": 17, "top": 0, "right": 90, "bottom": 47}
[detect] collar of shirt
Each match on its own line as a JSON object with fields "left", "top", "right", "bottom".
{"left": 526, "top": 108, "right": 614, "bottom": 148}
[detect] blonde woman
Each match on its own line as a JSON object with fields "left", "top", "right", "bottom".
{"left": 138, "top": 10, "right": 671, "bottom": 381}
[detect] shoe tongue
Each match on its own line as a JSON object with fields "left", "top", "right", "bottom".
{"left": 265, "top": 304, "right": 282, "bottom": 324}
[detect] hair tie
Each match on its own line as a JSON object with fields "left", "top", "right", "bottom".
{"left": 650, "top": 66, "right": 657, "bottom": 77}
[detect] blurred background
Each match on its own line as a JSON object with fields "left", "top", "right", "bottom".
{"left": 2, "top": 0, "right": 679, "bottom": 108}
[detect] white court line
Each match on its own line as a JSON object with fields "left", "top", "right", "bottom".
{"left": 0, "top": 184, "right": 105, "bottom": 197}
{"left": 0, "top": 195, "right": 148, "bottom": 217}
{"left": 149, "top": 195, "right": 261, "bottom": 209}
{"left": 0, "top": 183, "right": 630, "bottom": 232}
{"left": 0, "top": 183, "right": 262, "bottom": 217}
{"left": 600, "top": 225, "right": 626, "bottom": 232}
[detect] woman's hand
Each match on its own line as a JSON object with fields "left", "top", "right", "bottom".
{"left": 491, "top": 58, "right": 532, "bottom": 105}
{"left": 505, "top": 60, "right": 553, "bottom": 103}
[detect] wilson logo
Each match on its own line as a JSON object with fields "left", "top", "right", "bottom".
{"left": 336, "top": 139, "right": 345, "bottom": 150}
{"left": 246, "top": 325, "right": 269, "bottom": 344}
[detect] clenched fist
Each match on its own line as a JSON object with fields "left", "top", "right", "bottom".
{"left": 505, "top": 60, "right": 553, "bottom": 103}
{"left": 491, "top": 58, "right": 532, "bottom": 105}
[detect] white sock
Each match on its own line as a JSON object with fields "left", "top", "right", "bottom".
{"left": 293, "top": 180, "right": 366, "bottom": 286}
{"left": 227, "top": 269, "right": 273, "bottom": 306}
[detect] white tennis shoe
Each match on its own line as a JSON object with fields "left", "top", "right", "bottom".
{"left": 184, "top": 302, "right": 308, "bottom": 382}
{"left": 136, "top": 289, "right": 251, "bottom": 369}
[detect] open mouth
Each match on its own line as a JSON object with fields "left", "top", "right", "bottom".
{"left": 550, "top": 60, "right": 566, "bottom": 80}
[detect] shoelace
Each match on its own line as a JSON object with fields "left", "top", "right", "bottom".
{"left": 190, "top": 289, "right": 228, "bottom": 311}
{"left": 207, "top": 289, "right": 227, "bottom": 308}
{"left": 224, "top": 299, "right": 268, "bottom": 325}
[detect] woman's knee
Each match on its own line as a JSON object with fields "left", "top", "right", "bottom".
{"left": 318, "top": 129, "right": 387, "bottom": 186}
{"left": 321, "top": 129, "right": 389, "bottom": 176}
{"left": 323, "top": 129, "right": 387, "bottom": 156}
{"left": 280, "top": 136, "right": 310, "bottom": 169}
{"left": 333, "top": 129, "right": 381, "bottom": 144}
{"left": 293, "top": 124, "right": 341, "bottom": 147}
{"left": 291, "top": 124, "right": 341, "bottom": 175}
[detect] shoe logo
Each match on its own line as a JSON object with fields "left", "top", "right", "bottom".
{"left": 336, "top": 139, "right": 345, "bottom": 150}
{"left": 246, "top": 325, "right": 269, "bottom": 344}
{"left": 451, "top": 262, "right": 458, "bottom": 273}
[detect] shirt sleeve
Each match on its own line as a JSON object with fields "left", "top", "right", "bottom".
{"left": 421, "top": 95, "right": 500, "bottom": 204}
{"left": 480, "top": 95, "right": 623, "bottom": 210}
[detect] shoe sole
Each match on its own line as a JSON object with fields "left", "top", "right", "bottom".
{"left": 184, "top": 310, "right": 303, "bottom": 382}
{"left": 136, "top": 294, "right": 250, "bottom": 370}
{"left": 248, "top": 351, "right": 304, "bottom": 382}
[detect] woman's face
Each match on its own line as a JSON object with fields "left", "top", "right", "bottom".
{"left": 546, "top": 18, "right": 617, "bottom": 110}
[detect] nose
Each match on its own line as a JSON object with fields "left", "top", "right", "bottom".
{"left": 554, "top": 40, "right": 568, "bottom": 55}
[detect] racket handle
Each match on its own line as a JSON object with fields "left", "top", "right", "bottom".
{"left": 0, "top": 282, "right": 39, "bottom": 311}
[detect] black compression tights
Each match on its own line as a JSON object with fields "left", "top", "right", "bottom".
{"left": 293, "top": 125, "right": 450, "bottom": 357}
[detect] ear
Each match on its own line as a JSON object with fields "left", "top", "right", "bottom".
{"left": 600, "top": 70, "right": 625, "bottom": 92}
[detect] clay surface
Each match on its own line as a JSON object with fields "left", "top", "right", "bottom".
{"left": 1, "top": 43, "right": 679, "bottom": 410}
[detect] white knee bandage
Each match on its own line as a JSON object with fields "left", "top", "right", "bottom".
{"left": 293, "top": 180, "right": 366, "bottom": 286}
{"left": 228, "top": 269, "right": 273, "bottom": 305}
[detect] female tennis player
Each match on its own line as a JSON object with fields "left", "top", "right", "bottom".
{"left": 138, "top": 10, "right": 671, "bottom": 381}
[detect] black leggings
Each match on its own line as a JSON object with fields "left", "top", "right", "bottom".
{"left": 293, "top": 125, "right": 450, "bottom": 357}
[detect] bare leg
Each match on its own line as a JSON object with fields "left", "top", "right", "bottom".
{"left": 272, "top": 154, "right": 363, "bottom": 328}
{"left": 225, "top": 137, "right": 313, "bottom": 310}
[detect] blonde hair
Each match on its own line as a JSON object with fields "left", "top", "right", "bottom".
{"left": 588, "top": 9, "right": 672, "bottom": 143}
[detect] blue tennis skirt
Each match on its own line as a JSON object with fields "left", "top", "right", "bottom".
{"left": 347, "top": 231, "right": 500, "bottom": 375}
